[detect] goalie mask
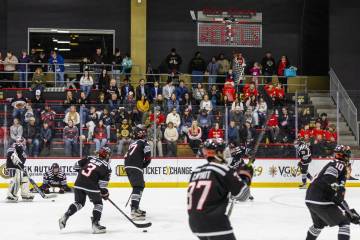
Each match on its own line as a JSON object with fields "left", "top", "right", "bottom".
{"left": 202, "top": 138, "right": 226, "bottom": 163}
{"left": 13, "top": 137, "right": 26, "bottom": 150}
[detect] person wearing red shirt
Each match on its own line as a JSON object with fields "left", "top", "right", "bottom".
{"left": 149, "top": 107, "right": 165, "bottom": 125}
{"left": 311, "top": 121, "right": 325, "bottom": 157}
{"left": 208, "top": 122, "right": 224, "bottom": 139}
{"left": 274, "top": 82, "right": 285, "bottom": 107}
{"left": 318, "top": 113, "right": 329, "bottom": 130}
{"left": 324, "top": 125, "right": 337, "bottom": 157}
{"left": 277, "top": 55, "right": 290, "bottom": 92}
{"left": 267, "top": 111, "right": 280, "bottom": 142}
{"left": 93, "top": 120, "right": 108, "bottom": 152}
{"left": 298, "top": 124, "right": 312, "bottom": 141}
{"left": 222, "top": 73, "right": 236, "bottom": 102}
{"left": 243, "top": 82, "right": 258, "bottom": 101}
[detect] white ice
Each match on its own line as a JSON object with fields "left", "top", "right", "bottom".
{"left": 1, "top": 188, "right": 360, "bottom": 240}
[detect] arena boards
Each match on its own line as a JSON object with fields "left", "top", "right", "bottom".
{"left": 0, "top": 158, "right": 359, "bottom": 188}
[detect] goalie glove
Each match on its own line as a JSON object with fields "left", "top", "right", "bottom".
{"left": 231, "top": 183, "right": 250, "bottom": 202}
{"left": 11, "top": 152, "right": 22, "bottom": 166}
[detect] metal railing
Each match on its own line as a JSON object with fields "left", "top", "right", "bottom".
{"left": 329, "top": 68, "right": 359, "bottom": 145}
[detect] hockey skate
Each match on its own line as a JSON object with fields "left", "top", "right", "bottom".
{"left": 91, "top": 217, "right": 106, "bottom": 234}
{"left": 6, "top": 195, "right": 18, "bottom": 203}
{"left": 131, "top": 208, "right": 146, "bottom": 221}
{"left": 299, "top": 183, "right": 307, "bottom": 189}
{"left": 21, "top": 194, "right": 34, "bottom": 201}
{"left": 59, "top": 213, "right": 69, "bottom": 230}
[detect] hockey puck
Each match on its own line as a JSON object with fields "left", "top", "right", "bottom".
{"left": 142, "top": 230, "right": 148, "bottom": 233}
{"left": 51, "top": 199, "right": 55, "bottom": 202}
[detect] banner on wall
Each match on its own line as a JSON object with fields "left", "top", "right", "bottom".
{"left": 0, "top": 158, "right": 359, "bottom": 187}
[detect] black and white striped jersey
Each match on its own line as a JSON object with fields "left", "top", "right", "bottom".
{"left": 296, "top": 143, "right": 312, "bottom": 164}
{"left": 187, "top": 162, "right": 247, "bottom": 235}
{"left": 43, "top": 168, "right": 67, "bottom": 186}
{"left": 306, "top": 160, "right": 347, "bottom": 205}
{"left": 6, "top": 144, "right": 27, "bottom": 170}
{"left": 74, "top": 156, "right": 112, "bottom": 193}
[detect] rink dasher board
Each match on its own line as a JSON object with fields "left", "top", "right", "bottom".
{"left": 0, "top": 158, "right": 359, "bottom": 188}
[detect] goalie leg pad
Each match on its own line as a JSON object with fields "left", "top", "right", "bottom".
{"left": 7, "top": 169, "right": 20, "bottom": 201}
{"left": 20, "top": 174, "right": 34, "bottom": 199}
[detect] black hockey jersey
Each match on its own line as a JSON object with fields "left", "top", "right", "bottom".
{"left": 74, "top": 156, "right": 111, "bottom": 192}
{"left": 6, "top": 144, "right": 27, "bottom": 169}
{"left": 296, "top": 143, "right": 312, "bottom": 164}
{"left": 306, "top": 160, "right": 347, "bottom": 205}
{"left": 43, "top": 168, "right": 67, "bottom": 186}
{"left": 124, "top": 139, "right": 151, "bottom": 171}
{"left": 188, "top": 162, "right": 247, "bottom": 235}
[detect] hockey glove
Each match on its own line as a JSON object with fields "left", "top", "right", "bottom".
{"left": 100, "top": 188, "right": 109, "bottom": 200}
{"left": 59, "top": 188, "right": 65, "bottom": 194}
{"left": 347, "top": 209, "right": 360, "bottom": 225}
{"left": 232, "top": 183, "right": 250, "bottom": 202}
{"left": 143, "top": 160, "right": 151, "bottom": 168}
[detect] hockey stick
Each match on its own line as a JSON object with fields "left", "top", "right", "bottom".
{"left": 17, "top": 165, "right": 57, "bottom": 199}
{"left": 125, "top": 192, "right": 131, "bottom": 208}
{"left": 108, "top": 198, "right": 152, "bottom": 228}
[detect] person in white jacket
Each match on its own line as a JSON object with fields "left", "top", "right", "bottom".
{"left": 187, "top": 120, "right": 202, "bottom": 156}
{"left": 166, "top": 108, "right": 181, "bottom": 129}
{"left": 79, "top": 70, "right": 94, "bottom": 98}
{"left": 199, "top": 94, "right": 213, "bottom": 114}
{"left": 164, "top": 122, "right": 178, "bottom": 157}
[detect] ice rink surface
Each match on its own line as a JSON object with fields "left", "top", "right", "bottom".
{"left": 1, "top": 188, "right": 360, "bottom": 240}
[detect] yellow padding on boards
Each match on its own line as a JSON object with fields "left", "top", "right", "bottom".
{"left": 1, "top": 182, "right": 360, "bottom": 188}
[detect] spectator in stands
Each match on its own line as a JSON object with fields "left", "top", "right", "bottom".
{"left": 85, "top": 106, "right": 98, "bottom": 141}
{"left": 41, "top": 104, "right": 56, "bottom": 129}
{"left": 147, "top": 124, "right": 163, "bottom": 157}
{"left": 299, "top": 107, "right": 312, "bottom": 128}
{"left": 222, "top": 72, "right": 236, "bottom": 103}
{"left": 93, "top": 120, "right": 108, "bottom": 152}
{"left": 164, "top": 121, "right": 178, "bottom": 157}
{"left": 258, "top": 97, "right": 268, "bottom": 126}
{"left": 31, "top": 67, "right": 46, "bottom": 92}
{"left": 18, "top": 49, "right": 31, "bottom": 88}
{"left": 180, "top": 108, "right": 193, "bottom": 142}
{"left": 79, "top": 69, "right": 94, "bottom": 98}
{"left": 105, "top": 78, "right": 120, "bottom": 101}
{"left": 99, "top": 108, "right": 112, "bottom": 140}
{"left": 64, "top": 105, "right": 80, "bottom": 126}
{"left": 24, "top": 103, "right": 35, "bottom": 124}
{"left": 189, "top": 51, "right": 206, "bottom": 88}
{"left": 298, "top": 123, "right": 312, "bottom": 142}
{"left": 120, "top": 78, "right": 134, "bottom": 101}
{"left": 98, "top": 68, "right": 111, "bottom": 90}
{"left": 77, "top": 90, "right": 89, "bottom": 119}
{"left": 108, "top": 93, "right": 121, "bottom": 111}
{"left": 228, "top": 120, "right": 240, "bottom": 144}
{"left": 277, "top": 55, "right": 290, "bottom": 91}
{"left": 137, "top": 95, "right": 150, "bottom": 115}
{"left": 162, "top": 79, "right": 175, "bottom": 102}
{"left": 166, "top": 107, "right": 181, "bottom": 129}
{"left": 112, "top": 48, "right": 123, "bottom": 81}
{"left": 192, "top": 83, "right": 206, "bottom": 105}
{"left": 36, "top": 51, "right": 47, "bottom": 73}
{"left": 213, "top": 110, "right": 224, "bottom": 127}
{"left": 63, "top": 120, "right": 79, "bottom": 156}
{"left": 243, "top": 106, "right": 254, "bottom": 124}
{"left": 188, "top": 120, "right": 202, "bottom": 156}
{"left": 123, "top": 91, "right": 136, "bottom": 115}
{"left": 232, "top": 53, "right": 246, "bottom": 90}
{"left": 63, "top": 90, "right": 77, "bottom": 112}
{"left": 209, "top": 85, "right": 221, "bottom": 108}
{"left": 197, "top": 108, "right": 212, "bottom": 141}
{"left": 121, "top": 53, "right": 133, "bottom": 76}
{"left": 239, "top": 120, "right": 256, "bottom": 146}
{"left": 180, "top": 92, "right": 194, "bottom": 113}
{"left": 11, "top": 90, "right": 27, "bottom": 121}
{"left": 243, "top": 81, "right": 258, "bottom": 101}
{"left": 274, "top": 82, "right": 285, "bottom": 107}
{"left": 264, "top": 83, "right": 276, "bottom": 108}
{"left": 4, "top": 51, "right": 18, "bottom": 86}
{"left": 206, "top": 56, "right": 219, "bottom": 90}
{"left": 221, "top": 95, "right": 232, "bottom": 108}
{"left": 48, "top": 51, "right": 65, "bottom": 87}
{"left": 149, "top": 106, "right": 165, "bottom": 126}
{"left": 175, "top": 80, "right": 188, "bottom": 102}
{"left": 261, "top": 52, "right": 276, "bottom": 81}
{"left": 0, "top": 51, "right": 4, "bottom": 84}
{"left": 278, "top": 107, "right": 294, "bottom": 142}
{"left": 40, "top": 122, "right": 52, "bottom": 156}
{"left": 208, "top": 122, "right": 224, "bottom": 139}
{"left": 116, "top": 118, "right": 132, "bottom": 155}
{"left": 135, "top": 78, "right": 149, "bottom": 100}
{"left": 165, "top": 48, "right": 182, "bottom": 73}
{"left": 200, "top": 94, "right": 213, "bottom": 114}
{"left": 23, "top": 117, "right": 40, "bottom": 157}
{"left": 166, "top": 93, "right": 180, "bottom": 113}
{"left": 97, "top": 91, "right": 107, "bottom": 106}
{"left": 32, "top": 90, "right": 45, "bottom": 124}
{"left": 312, "top": 121, "right": 325, "bottom": 157}
{"left": 149, "top": 80, "right": 162, "bottom": 102}
{"left": 318, "top": 113, "right": 329, "bottom": 130}
{"left": 91, "top": 47, "right": 104, "bottom": 85}
{"left": 29, "top": 49, "right": 38, "bottom": 77}
{"left": 249, "top": 62, "right": 261, "bottom": 85}
{"left": 324, "top": 124, "right": 337, "bottom": 156}
{"left": 230, "top": 106, "right": 245, "bottom": 129}
{"left": 217, "top": 53, "right": 230, "bottom": 89}
{"left": 231, "top": 97, "right": 244, "bottom": 112}
{"left": 267, "top": 110, "right": 280, "bottom": 142}
{"left": 152, "top": 94, "right": 166, "bottom": 112}
{"left": 10, "top": 118, "right": 23, "bottom": 144}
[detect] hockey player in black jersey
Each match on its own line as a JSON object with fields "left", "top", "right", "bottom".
{"left": 40, "top": 163, "right": 71, "bottom": 194}
{"left": 295, "top": 139, "right": 313, "bottom": 188}
{"left": 305, "top": 145, "right": 360, "bottom": 240}
{"left": 188, "top": 138, "right": 250, "bottom": 240}
{"left": 124, "top": 126, "right": 151, "bottom": 220}
{"left": 6, "top": 137, "right": 34, "bottom": 202}
{"left": 59, "top": 147, "right": 112, "bottom": 234}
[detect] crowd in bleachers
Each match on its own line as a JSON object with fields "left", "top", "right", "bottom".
{"left": 0, "top": 47, "right": 337, "bottom": 158}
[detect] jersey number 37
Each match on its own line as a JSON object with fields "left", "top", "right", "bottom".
{"left": 187, "top": 180, "right": 212, "bottom": 211}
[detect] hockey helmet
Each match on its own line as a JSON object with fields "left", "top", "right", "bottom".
{"left": 98, "top": 146, "right": 112, "bottom": 160}
{"left": 334, "top": 145, "right": 351, "bottom": 162}
{"left": 13, "top": 137, "right": 26, "bottom": 149}
{"left": 133, "top": 126, "right": 146, "bottom": 139}
{"left": 51, "top": 163, "right": 60, "bottom": 175}
{"left": 202, "top": 138, "right": 226, "bottom": 160}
